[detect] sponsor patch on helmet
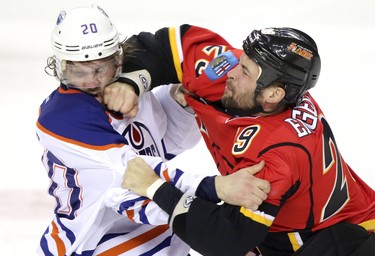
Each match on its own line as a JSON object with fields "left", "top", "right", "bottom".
{"left": 288, "top": 42, "right": 313, "bottom": 60}
{"left": 205, "top": 51, "right": 238, "bottom": 81}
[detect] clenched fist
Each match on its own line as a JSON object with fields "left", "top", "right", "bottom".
{"left": 122, "top": 157, "right": 160, "bottom": 197}
{"left": 104, "top": 82, "right": 139, "bottom": 118}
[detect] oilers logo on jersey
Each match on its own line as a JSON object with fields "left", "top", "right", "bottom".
{"left": 122, "top": 121, "right": 162, "bottom": 157}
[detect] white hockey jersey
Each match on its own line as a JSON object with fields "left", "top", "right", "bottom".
{"left": 36, "top": 84, "right": 203, "bottom": 255}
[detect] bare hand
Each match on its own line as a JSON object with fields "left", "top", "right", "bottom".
{"left": 215, "top": 161, "right": 270, "bottom": 211}
{"left": 171, "top": 84, "right": 188, "bottom": 107}
{"left": 122, "top": 157, "right": 160, "bottom": 197}
{"left": 103, "top": 82, "right": 139, "bottom": 118}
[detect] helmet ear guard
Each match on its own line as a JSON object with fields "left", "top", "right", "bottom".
{"left": 243, "top": 27, "right": 321, "bottom": 104}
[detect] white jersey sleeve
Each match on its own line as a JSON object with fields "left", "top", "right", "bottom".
{"left": 153, "top": 84, "right": 202, "bottom": 158}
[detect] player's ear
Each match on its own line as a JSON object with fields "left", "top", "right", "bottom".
{"left": 272, "top": 86, "right": 285, "bottom": 103}
{"left": 262, "top": 86, "right": 285, "bottom": 104}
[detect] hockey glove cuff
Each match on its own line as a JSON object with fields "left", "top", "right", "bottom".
{"left": 118, "top": 69, "right": 151, "bottom": 96}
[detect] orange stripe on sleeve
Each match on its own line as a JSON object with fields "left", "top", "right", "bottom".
{"left": 142, "top": 199, "right": 151, "bottom": 206}
{"left": 162, "top": 169, "right": 171, "bottom": 183}
{"left": 126, "top": 209, "right": 135, "bottom": 221}
{"left": 124, "top": 199, "right": 152, "bottom": 221}
{"left": 98, "top": 225, "right": 170, "bottom": 256}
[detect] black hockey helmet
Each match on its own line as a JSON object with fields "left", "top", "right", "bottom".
{"left": 243, "top": 27, "right": 321, "bottom": 104}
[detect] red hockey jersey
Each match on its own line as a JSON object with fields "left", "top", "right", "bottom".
{"left": 123, "top": 24, "right": 375, "bottom": 255}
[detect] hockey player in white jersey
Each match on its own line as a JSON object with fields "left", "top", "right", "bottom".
{"left": 37, "top": 4, "right": 270, "bottom": 255}
{"left": 36, "top": 4, "right": 203, "bottom": 255}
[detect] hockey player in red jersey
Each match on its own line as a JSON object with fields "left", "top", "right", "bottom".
{"left": 107, "top": 25, "right": 375, "bottom": 255}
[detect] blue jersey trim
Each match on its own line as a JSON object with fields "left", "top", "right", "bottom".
{"left": 38, "top": 87, "right": 126, "bottom": 147}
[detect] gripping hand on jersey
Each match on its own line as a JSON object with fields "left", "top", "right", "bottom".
{"left": 123, "top": 156, "right": 204, "bottom": 199}
{"left": 123, "top": 157, "right": 270, "bottom": 211}
{"left": 123, "top": 157, "right": 161, "bottom": 198}
{"left": 109, "top": 156, "right": 202, "bottom": 225}
{"left": 215, "top": 161, "right": 270, "bottom": 211}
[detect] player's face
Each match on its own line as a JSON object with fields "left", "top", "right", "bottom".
{"left": 222, "top": 54, "right": 261, "bottom": 110}
{"left": 63, "top": 57, "right": 119, "bottom": 98}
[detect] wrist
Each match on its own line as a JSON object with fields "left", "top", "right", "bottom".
{"left": 146, "top": 179, "right": 165, "bottom": 199}
{"left": 195, "top": 176, "right": 220, "bottom": 203}
{"left": 171, "top": 84, "right": 188, "bottom": 107}
{"left": 170, "top": 84, "right": 195, "bottom": 114}
{"left": 214, "top": 175, "right": 225, "bottom": 201}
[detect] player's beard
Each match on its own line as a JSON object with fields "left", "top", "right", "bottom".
{"left": 222, "top": 79, "right": 260, "bottom": 114}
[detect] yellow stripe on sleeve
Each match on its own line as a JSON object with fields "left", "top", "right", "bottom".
{"left": 287, "top": 232, "right": 303, "bottom": 252}
{"left": 359, "top": 219, "right": 375, "bottom": 232}
{"left": 240, "top": 206, "right": 274, "bottom": 227}
{"left": 168, "top": 27, "right": 183, "bottom": 82}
